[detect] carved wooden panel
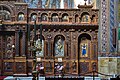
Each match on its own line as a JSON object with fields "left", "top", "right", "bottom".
{"left": 92, "top": 43, "right": 98, "bottom": 59}
{"left": 2, "top": 36, "right": 6, "bottom": 53}
{"left": 65, "top": 62, "right": 70, "bottom": 73}
{"left": 45, "top": 62, "right": 52, "bottom": 73}
{"left": 0, "top": 60, "right": 1, "bottom": 75}
{"left": 0, "top": 36, "right": 2, "bottom": 54}
{"left": 15, "top": 62, "right": 26, "bottom": 74}
{"left": 2, "top": 60, "right": 14, "bottom": 75}
{"left": 27, "top": 61, "right": 33, "bottom": 75}
{"left": 4, "top": 62, "right": 13, "bottom": 72}
{"left": 72, "top": 61, "right": 77, "bottom": 73}
{"left": 4, "top": 36, "right": 15, "bottom": 59}
{"left": 79, "top": 62, "right": 89, "bottom": 74}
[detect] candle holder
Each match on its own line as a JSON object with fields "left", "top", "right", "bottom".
{"left": 28, "top": 21, "right": 43, "bottom": 80}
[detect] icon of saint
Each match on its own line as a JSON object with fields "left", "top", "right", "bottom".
{"left": 82, "top": 44, "right": 87, "bottom": 56}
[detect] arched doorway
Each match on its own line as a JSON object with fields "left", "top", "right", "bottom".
{"left": 78, "top": 33, "right": 94, "bottom": 75}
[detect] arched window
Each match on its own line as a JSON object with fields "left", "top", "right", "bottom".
{"left": 41, "top": 13, "right": 48, "bottom": 21}
{"left": 52, "top": 13, "right": 59, "bottom": 22}
{"left": 81, "top": 12, "right": 91, "bottom": 23}
{"left": 82, "top": 15, "right": 90, "bottom": 22}
{"left": 54, "top": 35, "right": 65, "bottom": 57}
{"left": 0, "top": 6, "right": 11, "bottom": 21}
{"left": 62, "top": 13, "right": 68, "bottom": 22}
{"left": 31, "top": 13, "right": 37, "bottom": 21}
{"left": 18, "top": 12, "right": 24, "bottom": 21}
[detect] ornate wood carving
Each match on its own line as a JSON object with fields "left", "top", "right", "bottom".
{"left": 5, "top": 36, "right": 14, "bottom": 59}
{"left": 15, "top": 62, "right": 26, "bottom": 73}
{"left": 15, "top": 26, "right": 20, "bottom": 56}
{"left": 0, "top": 36, "right": 2, "bottom": 55}
{"left": 80, "top": 62, "right": 89, "bottom": 74}
{"left": 0, "top": 1, "right": 99, "bottom": 76}
{"left": 27, "top": 61, "right": 33, "bottom": 75}
{"left": 4, "top": 62, "right": 13, "bottom": 72}
{"left": 14, "top": 57, "right": 26, "bottom": 75}
{"left": 0, "top": 60, "right": 1, "bottom": 75}
{"left": 65, "top": 62, "right": 70, "bottom": 73}
{"left": 45, "top": 62, "right": 52, "bottom": 73}
{"left": 72, "top": 61, "right": 77, "bottom": 73}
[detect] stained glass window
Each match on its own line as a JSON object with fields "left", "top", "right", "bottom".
{"left": 24, "top": 0, "right": 39, "bottom": 8}
{"left": 24, "top": 0, "right": 74, "bottom": 9}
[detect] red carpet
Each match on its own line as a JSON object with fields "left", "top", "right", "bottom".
{"left": 0, "top": 76, "right": 7, "bottom": 80}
